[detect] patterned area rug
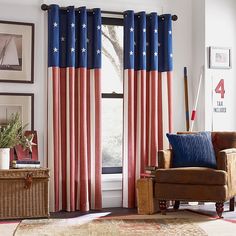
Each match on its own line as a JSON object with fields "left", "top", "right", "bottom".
{"left": 5, "top": 210, "right": 236, "bottom": 236}
{"left": 15, "top": 217, "right": 206, "bottom": 236}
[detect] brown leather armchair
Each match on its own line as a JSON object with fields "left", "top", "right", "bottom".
{"left": 155, "top": 132, "right": 236, "bottom": 218}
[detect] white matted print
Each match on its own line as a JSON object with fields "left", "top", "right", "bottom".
{"left": 0, "top": 21, "right": 34, "bottom": 83}
{"left": 0, "top": 93, "right": 34, "bottom": 130}
{"left": 209, "top": 47, "right": 231, "bottom": 69}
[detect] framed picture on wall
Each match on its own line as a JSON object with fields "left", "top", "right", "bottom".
{"left": 209, "top": 47, "right": 231, "bottom": 69}
{"left": 0, "top": 21, "right": 34, "bottom": 83}
{"left": 0, "top": 93, "right": 34, "bottom": 130}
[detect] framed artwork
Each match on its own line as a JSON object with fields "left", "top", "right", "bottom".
{"left": 0, "top": 20, "right": 34, "bottom": 83}
{"left": 0, "top": 93, "right": 34, "bottom": 130}
{"left": 209, "top": 47, "right": 231, "bottom": 69}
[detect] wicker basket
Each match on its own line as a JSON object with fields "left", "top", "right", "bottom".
{"left": 0, "top": 168, "right": 49, "bottom": 219}
{"left": 136, "top": 178, "right": 159, "bottom": 214}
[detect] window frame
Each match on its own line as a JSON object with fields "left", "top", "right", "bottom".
{"left": 101, "top": 16, "right": 123, "bottom": 174}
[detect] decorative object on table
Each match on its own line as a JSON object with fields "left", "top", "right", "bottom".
{"left": 136, "top": 178, "right": 159, "bottom": 214}
{"left": 0, "top": 20, "right": 34, "bottom": 83}
{"left": 15, "top": 130, "right": 38, "bottom": 161}
{"left": 0, "top": 113, "right": 34, "bottom": 170}
{"left": 184, "top": 67, "right": 190, "bottom": 131}
{"left": 0, "top": 168, "right": 49, "bottom": 219}
{"left": 209, "top": 47, "right": 231, "bottom": 69}
{"left": 190, "top": 66, "right": 204, "bottom": 131}
{"left": 0, "top": 93, "right": 34, "bottom": 130}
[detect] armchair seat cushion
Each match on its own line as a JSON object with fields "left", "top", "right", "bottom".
{"left": 156, "top": 167, "right": 227, "bottom": 185}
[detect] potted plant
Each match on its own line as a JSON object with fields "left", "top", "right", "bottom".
{"left": 0, "top": 113, "right": 34, "bottom": 170}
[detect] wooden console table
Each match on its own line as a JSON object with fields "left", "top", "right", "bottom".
{"left": 0, "top": 168, "right": 49, "bottom": 219}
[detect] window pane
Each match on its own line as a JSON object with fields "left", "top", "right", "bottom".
{"left": 102, "top": 99, "right": 123, "bottom": 167}
{"left": 102, "top": 25, "right": 123, "bottom": 93}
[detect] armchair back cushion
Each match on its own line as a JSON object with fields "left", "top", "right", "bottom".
{"left": 166, "top": 132, "right": 217, "bottom": 168}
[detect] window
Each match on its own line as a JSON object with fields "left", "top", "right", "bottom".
{"left": 101, "top": 17, "right": 123, "bottom": 174}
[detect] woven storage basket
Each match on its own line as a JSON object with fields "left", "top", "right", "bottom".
{"left": 0, "top": 168, "right": 49, "bottom": 219}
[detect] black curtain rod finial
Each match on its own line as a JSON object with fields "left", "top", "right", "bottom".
{"left": 172, "top": 15, "right": 178, "bottom": 21}
{"left": 41, "top": 4, "right": 48, "bottom": 11}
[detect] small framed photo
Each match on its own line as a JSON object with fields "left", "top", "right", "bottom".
{"left": 0, "top": 21, "right": 34, "bottom": 83}
{"left": 209, "top": 47, "right": 231, "bottom": 69}
{"left": 0, "top": 93, "right": 34, "bottom": 130}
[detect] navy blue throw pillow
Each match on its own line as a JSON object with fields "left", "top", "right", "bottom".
{"left": 166, "top": 132, "right": 217, "bottom": 169}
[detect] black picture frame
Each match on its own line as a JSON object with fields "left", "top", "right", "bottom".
{"left": 0, "top": 20, "right": 34, "bottom": 83}
{"left": 0, "top": 93, "right": 34, "bottom": 130}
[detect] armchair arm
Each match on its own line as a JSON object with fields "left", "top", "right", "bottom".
{"left": 217, "top": 148, "right": 236, "bottom": 197}
{"left": 217, "top": 148, "right": 236, "bottom": 172}
{"left": 158, "top": 149, "right": 173, "bottom": 169}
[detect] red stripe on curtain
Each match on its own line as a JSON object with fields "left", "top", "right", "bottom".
{"left": 86, "top": 69, "right": 91, "bottom": 210}
{"left": 60, "top": 68, "right": 67, "bottom": 209}
{"left": 167, "top": 71, "right": 173, "bottom": 133}
{"left": 158, "top": 72, "right": 163, "bottom": 150}
{"left": 94, "top": 69, "right": 102, "bottom": 209}
{"left": 79, "top": 68, "right": 89, "bottom": 212}
{"left": 68, "top": 67, "right": 75, "bottom": 211}
{"left": 150, "top": 70, "right": 158, "bottom": 165}
{"left": 52, "top": 67, "right": 60, "bottom": 211}
{"left": 127, "top": 69, "right": 135, "bottom": 208}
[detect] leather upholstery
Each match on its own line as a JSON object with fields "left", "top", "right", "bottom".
{"left": 156, "top": 132, "right": 236, "bottom": 202}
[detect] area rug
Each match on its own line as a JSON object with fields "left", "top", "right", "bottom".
{"left": 12, "top": 210, "right": 236, "bottom": 236}
{"left": 14, "top": 217, "right": 205, "bottom": 236}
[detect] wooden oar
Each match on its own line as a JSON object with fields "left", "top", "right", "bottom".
{"left": 184, "top": 67, "right": 190, "bottom": 131}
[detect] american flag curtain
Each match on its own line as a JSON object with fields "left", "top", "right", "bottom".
{"left": 48, "top": 5, "right": 102, "bottom": 212}
{"left": 123, "top": 11, "right": 173, "bottom": 208}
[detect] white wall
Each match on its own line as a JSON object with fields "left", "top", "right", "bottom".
{"left": 205, "top": 0, "right": 236, "bottom": 131}
{"left": 0, "top": 0, "right": 46, "bottom": 165}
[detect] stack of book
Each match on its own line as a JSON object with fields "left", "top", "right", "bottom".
{"left": 11, "top": 160, "right": 41, "bottom": 169}
{"left": 140, "top": 166, "right": 158, "bottom": 178}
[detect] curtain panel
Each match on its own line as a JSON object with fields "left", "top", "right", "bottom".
{"left": 47, "top": 4, "right": 102, "bottom": 212}
{"left": 123, "top": 10, "right": 173, "bottom": 208}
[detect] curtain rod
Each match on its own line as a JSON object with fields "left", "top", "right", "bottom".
{"left": 41, "top": 4, "right": 178, "bottom": 21}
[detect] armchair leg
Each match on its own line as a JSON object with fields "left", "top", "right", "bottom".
{"left": 230, "top": 197, "right": 235, "bottom": 211}
{"left": 174, "top": 200, "right": 180, "bottom": 210}
{"left": 159, "top": 200, "right": 167, "bottom": 215}
{"left": 215, "top": 202, "right": 224, "bottom": 218}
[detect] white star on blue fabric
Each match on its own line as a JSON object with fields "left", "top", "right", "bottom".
{"left": 82, "top": 24, "right": 86, "bottom": 29}
{"left": 71, "top": 48, "right": 75, "bottom": 52}
{"left": 169, "top": 30, "right": 172, "bottom": 35}
{"left": 134, "top": 41, "right": 136, "bottom": 46}
{"left": 53, "top": 47, "right": 58, "bottom": 52}
{"left": 130, "top": 51, "right": 133, "bottom": 55}
{"left": 130, "top": 27, "right": 134, "bottom": 32}
{"left": 170, "top": 53, "right": 173, "bottom": 57}
{"left": 97, "top": 49, "right": 101, "bottom": 54}
{"left": 154, "top": 52, "right": 158, "bottom": 56}
{"left": 146, "top": 42, "right": 149, "bottom": 46}
{"left": 158, "top": 43, "right": 161, "bottom": 47}
{"left": 81, "top": 48, "right": 86, "bottom": 53}
{"left": 97, "top": 25, "right": 101, "bottom": 30}
{"left": 143, "top": 28, "right": 146, "bottom": 32}
{"left": 71, "top": 23, "right": 75, "bottom": 28}
{"left": 86, "top": 38, "right": 90, "bottom": 43}
{"left": 53, "top": 22, "right": 58, "bottom": 27}
{"left": 154, "top": 29, "right": 158, "bottom": 33}
{"left": 61, "top": 37, "right": 65, "bottom": 42}
{"left": 143, "top": 51, "right": 146, "bottom": 56}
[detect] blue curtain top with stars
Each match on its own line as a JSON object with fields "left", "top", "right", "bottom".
{"left": 48, "top": 4, "right": 101, "bottom": 69}
{"left": 124, "top": 10, "right": 173, "bottom": 72}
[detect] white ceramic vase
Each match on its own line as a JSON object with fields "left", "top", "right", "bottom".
{"left": 0, "top": 148, "right": 10, "bottom": 170}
